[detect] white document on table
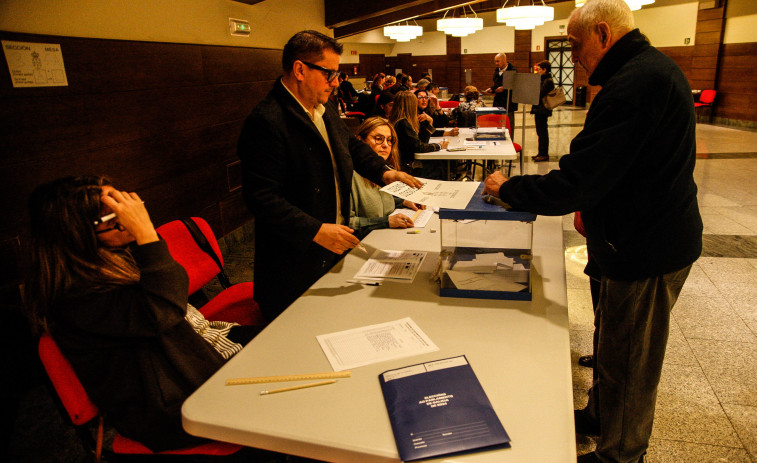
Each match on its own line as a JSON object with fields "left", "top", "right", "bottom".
{"left": 389, "top": 208, "right": 434, "bottom": 228}
{"left": 317, "top": 317, "right": 439, "bottom": 371}
{"left": 446, "top": 269, "right": 527, "bottom": 292}
{"left": 355, "top": 250, "right": 426, "bottom": 281}
{"left": 381, "top": 178, "right": 479, "bottom": 209}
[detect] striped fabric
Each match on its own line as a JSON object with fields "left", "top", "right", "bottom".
{"left": 185, "top": 304, "right": 242, "bottom": 360}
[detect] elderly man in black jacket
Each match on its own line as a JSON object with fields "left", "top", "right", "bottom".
{"left": 238, "top": 30, "right": 421, "bottom": 322}
{"left": 484, "top": 1, "right": 702, "bottom": 462}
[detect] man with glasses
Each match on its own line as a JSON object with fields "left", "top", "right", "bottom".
{"left": 238, "top": 30, "right": 422, "bottom": 322}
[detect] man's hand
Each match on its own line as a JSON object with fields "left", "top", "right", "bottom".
{"left": 383, "top": 170, "right": 424, "bottom": 189}
{"left": 313, "top": 223, "right": 360, "bottom": 254}
{"left": 444, "top": 127, "right": 459, "bottom": 136}
{"left": 483, "top": 171, "right": 508, "bottom": 197}
{"left": 494, "top": 87, "right": 504, "bottom": 93}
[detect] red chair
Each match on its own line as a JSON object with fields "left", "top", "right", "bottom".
{"left": 338, "top": 98, "right": 366, "bottom": 121}
{"left": 38, "top": 333, "right": 243, "bottom": 462}
{"left": 439, "top": 100, "right": 460, "bottom": 109}
{"left": 694, "top": 89, "right": 716, "bottom": 122}
{"left": 156, "top": 217, "right": 265, "bottom": 326}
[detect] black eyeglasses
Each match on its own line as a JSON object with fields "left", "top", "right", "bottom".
{"left": 300, "top": 61, "right": 340, "bottom": 83}
{"left": 95, "top": 222, "right": 125, "bottom": 234}
{"left": 371, "top": 135, "right": 394, "bottom": 146}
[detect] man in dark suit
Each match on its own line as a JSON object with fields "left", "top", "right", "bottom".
{"left": 238, "top": 30, "right": 421, "bottom": 321}
{"left": 485, "top": 52, "right": 518, "bottom": 134}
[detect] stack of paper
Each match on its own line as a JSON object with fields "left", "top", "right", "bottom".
{"left": 355, "top": 250, "right": 427, "bottom": 282}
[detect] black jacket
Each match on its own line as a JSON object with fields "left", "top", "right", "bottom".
{"left": 530, "top": 72, "right": 555, "bottom": 117}
{"left": 51, "top": 242, "right": 223, "bottom": 452}
{"left": 393, "top": 118, "right": 441, "bottom": 173}
{"left": 499, "top": 29, "right": 702, "bottom": 280}
{"left": 238, "top": 78, "right": 388, "bottom": 320}
{"left": 492, "top": 62, "right": 518, "bottom": 113}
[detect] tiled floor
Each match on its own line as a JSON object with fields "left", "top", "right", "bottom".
{"left": 9, "top": 108, "right": 757, "bottom": 462}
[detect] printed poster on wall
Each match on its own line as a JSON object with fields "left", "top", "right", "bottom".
{"left": 2, "top": 40, "right": 68, "bottom": 88}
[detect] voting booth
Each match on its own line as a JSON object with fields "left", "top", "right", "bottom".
{"left": 437, "top": 184, "right": 536, "bottom": 300}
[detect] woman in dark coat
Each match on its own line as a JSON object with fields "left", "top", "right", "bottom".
{"left": 531, "top": 60, "right": 556, "bottom": 162}
{"left": 389, "top": 91, "right": 449, "bottom": 179}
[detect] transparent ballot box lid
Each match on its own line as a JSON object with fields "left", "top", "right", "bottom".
{"left": 474, "top": 107, "right": 509, "bottom": 140}
{"left": 436, "top": 184, "right": 536, "bottom": 301}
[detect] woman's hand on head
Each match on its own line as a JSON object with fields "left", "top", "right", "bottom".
{"left": 100, "top": 190, "right": 159, "bottom": 245}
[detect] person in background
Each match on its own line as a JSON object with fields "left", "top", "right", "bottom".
{"left": 338, "top": 72, "right": 358, "bottom": 110}
{"left": 238, "top": 30, "right": 421, "bottom": 321}
{"left": 24, "top": 176, "right": 267, "bottom": 455}
{"left": 370, "top": 72, "right": 385, "bottom": 96}
{"left": 424, "top": 90, "right": 451, "bottom": 128}
{"left": 414, "top": 78, "right": 430, "bottom": 93}
{"left": 417, "top": 89, "right": 458, "bottom": 136}
{"left": 383, "top": 75, "right": 397, "bottom": 93}
{"left": 426, "top": 82, "right": 441, "bottom": 101}
{"left": 484, "top": 52, "right": 518, "bottom": 133}
{"left": 454, "top": 85, "right": 485, "bottom": 127}
{"left": 390, "top": 90, "right": 449, "bottom": 179}
{"left": 372, "top": 91, "right": 395, "bottom": 118}
{"left": 531, "top": 60, "right": 556, "bottom": 162}
{"left": 420, "top": 71, "right": 431, "bottom": 82}
{"left": 484, "top": 1, "right": 702, "bottom": 461}
{"left": 350, "top": 117, "right": 425, "bottom": 236}
{"left": 397, "top": 74, "right": 413, "bottom": 92}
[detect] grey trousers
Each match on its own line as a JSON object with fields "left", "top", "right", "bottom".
{"left": 586, "top": 265, "right": 692, "bottom": 463}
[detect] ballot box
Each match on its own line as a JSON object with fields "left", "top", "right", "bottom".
{"left": 436, "top": 184, "right": 536, "bottom": 301}
{"left": 474, "top": 107, "right": 509, "bottom": 141}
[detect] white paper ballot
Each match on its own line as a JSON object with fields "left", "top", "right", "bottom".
{"left": 389, "top": 208, "right": 434, "bottom": 228}
{"left": 445, "top": 270, "right": 527, "bottom": 292}
{"left": 381, "top": 178, "right": 479, "bottom": 209}
{"left": 317, "top": 317, "right": 439, "bottom": 371}
{"left": 355, "top": 250, "right": 426, "bottom": 281}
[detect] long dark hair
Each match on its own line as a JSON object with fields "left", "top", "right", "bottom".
{"left": 25, "top": 175, "right": 140, "bottom": 332}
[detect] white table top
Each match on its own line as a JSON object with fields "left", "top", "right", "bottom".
{"left": 416, "top": 127, "right": 517, "bottom": 161}
{"left": 182, "top": 214, "right": 575, "bottom": 462}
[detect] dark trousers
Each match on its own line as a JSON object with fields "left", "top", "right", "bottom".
{"left": 534, "top": 114, "right": 549, "bottom": 157}
{"left": 586, "top": 265, "right": 692, "bottom": 463}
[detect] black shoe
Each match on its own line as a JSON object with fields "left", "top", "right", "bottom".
{"left": 577, "top": 452, "right": 601, "bottom": 463}
{"left": 532, "top": 155, "right": 549, "bottom": 162}
{"left": 577, "top": 451, "right": 646, "bottom": 463}
{"left": 574, "top": 409, "right": 600, "bottom": 437}
{"left": 578, "top": 355, "right": 593, "bottom": 368}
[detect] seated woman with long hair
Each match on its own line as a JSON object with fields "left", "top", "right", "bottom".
{"left": 389, "top": 91, "right": 449, "bottom": 179}
{"left": 24, "top": 176, "right": 263, "bottom": 453}
{"left": 351, "top": 117, "right": 423, "bottom": 237}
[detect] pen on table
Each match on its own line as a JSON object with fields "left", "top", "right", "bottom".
{"left": 407, "top": 230, "right": 420, "bottom": 234}
{"left": 355, "top": 242, "right": 367, "bottom": 253}
{"left": 346, "top": 279, "right": 382, "bottom": 286}
{"left": 260, "top": 379, "right": 337, "bottom": 396}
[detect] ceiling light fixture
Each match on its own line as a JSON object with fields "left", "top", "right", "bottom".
{"left": 384, "top": 21, "right": 423, "bottom": 42}
{"left": 437, "top": 5, "right": 484, "bottom": 37}
{"left": 496, "top": 0, "right": 554, "bottom": 30}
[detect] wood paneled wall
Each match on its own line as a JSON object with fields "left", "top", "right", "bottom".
{"left": 716, "top": 42, "right": 757, "bottom": 121}
{"left": 0, "top": 31, "right": 282, "bottom": 287}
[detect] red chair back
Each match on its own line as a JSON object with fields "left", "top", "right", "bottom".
{"left": 157, "top": 218, "right": 224, "bottom": 294}
{"left": 439, "top": 100, "right": 460, "bottom": 109}
{"left": 699, "top": 89, "right": 716, "bottom": 104}
{"left": 38, "top": 333, "right": 99, "bottom": 426}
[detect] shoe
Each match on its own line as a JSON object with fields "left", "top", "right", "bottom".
{"left": 578, "top": 355, "right": 593, "bottom": 368}
{"left": 577, "top": 452, "right": 601, "bottom": 463}
{"left": 532, "top": 155, "right": 549, "bottom": 162}
{"left": 577, "top": 451, "right": 647, "bottom": 463}
{"left": 574, "top": 409, "right": 600, "bottom": 436}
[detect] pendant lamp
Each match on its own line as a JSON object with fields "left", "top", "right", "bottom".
{"left": 384, "top": 22, "right": 423, "bottom": 42}
{"left": 437, "top": 5, "right": 484, "bottom": 37}
{"left": 496, "top": 1, "right": 554, "bottom": 30}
